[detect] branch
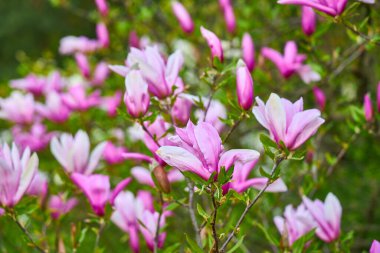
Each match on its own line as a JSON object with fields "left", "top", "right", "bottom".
{"left": 211, "top": 188, "right": 219, "bottom": 252}
{"left": 139, "top": 120, "right": 161, "bottom": 148}
{"left": 223, "top": 113, "right": 246, "bottom": 143}
{"left": 186, "top": 179, "right": 202, "bottom": 247}
{"left": 154, "top": 192, "right": 164, "bottom": 253}
{"left": 220, "top": 158, "right": 284, "bottom": 252}
{"left": 341, "top": 19, "right": 380, "bottom": 46}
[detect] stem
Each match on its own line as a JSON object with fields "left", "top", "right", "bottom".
{"left": 341, "top": 19, "right": 380, "bottom": 46}
{"left": 139, "top": 120, "right": 161, "bottom": 148}
{"left": 211, "top": 187, "right": 219, "bottom": 252}
{"left": 203, "top": 90, "right": 215, "bottom": 121}
{"left": 94, "top": 218, "right": 105, "bottom": 251}
{"left": 8, "top": 210, "right": 45, "bottom": 253}
{"left": 186, "top": 179, "right": 202, "bottom": 247}
{"left": 154, "top": 192, "right": 164, "bottom": 253}
{"left": 223, "top": 113, "right": 246, "bottom": 143}
{"left": 220, "top": 158, "right": 283, "bottom": 252}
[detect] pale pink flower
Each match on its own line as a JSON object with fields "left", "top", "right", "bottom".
{"left": 200, "top": 26, "right": 224, "bottom": 63}
{"left": 62, "top": 85, "right": 101, "bottom": 111}
{"left": 99, "top": 91, "right": 122, "bottom": 117}
{"left": 49, "top": 195, "right": 77, "bottom": 220}
{"left": 96, "top": 22, "right": 109, "bottom": 48}
{"left": 0, "top": 91, "right": 35, "bottom": 124}
{"left": 124, "top": 70, "right": 150, "bottom": 118}
{"left": 12, "top": 123, "right": 55, "bottom": 152}
{"left": 236, "top": 59, "right": 254, "bottom": 110}
{"left": 59, "top": 36, "right": 100, "bottom": 55}
{"left": 131, "top": 166, "right": 184, "bottom": 187}
{"left": 370, "top": 240, "right": 380, "bottom": 253}
{"left": 171, "top": 1, "right": 194, "bottom": 33}
{"left": 36, "top": 91, "right": 71, "bottom": 123}
{"left": 278, "top": 0, "right": 347, "bottom": 16}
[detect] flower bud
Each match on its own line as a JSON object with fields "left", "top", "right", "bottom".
{"left": 96, "top": 22, "right": 109, "bottom": 48}
{"left": 95, "top": 0, "right": 108, "bottom": 16}
{"left": 223, "top": 5, "right": 236, "bottom": 33}
{"left": 124, "top": 70, "right": 150, "bottom": 118}
{"left": 312, "top": 86, "right": 326, "bottom": 111}
{"left": 242, "top": 33, "right": 255, "bottom": 72}
{"left": 364, "top": 93, "right": 373, "bottom": 122}
{"left": 200, "top": 26, "right": 224, "bottom": 63}
{"left": 236, "top": 59, "right": 254, "bottom": 110}
{"left": 171, "top": 97, "right": 192, "bottom": 126}
{"left": 302, "top": 6, "right": 316, "bottom": 36}
{"left": 171, "top": 1, "right": 194, "bottom": 34}
{"left": 152, "top": 166, "right": 171, "bottom": 194}
{"left": 129, "top": 31, "right": 140, "bottom": 48}
{"left": 74, "top": 53, "right": 90, "bottom": 78}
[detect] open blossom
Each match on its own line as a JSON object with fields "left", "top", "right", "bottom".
{"left": 12, "top": 123, "right": 55, "bottom": 152}
{"left": 242, "top": 33, "right": 255, "bottom": 72}
{"left": 124, "top": 70, "right": 150, "bottom": 118}
{"left": 62, "top": 85, "right": 101, "bottom": 111}
{"left": 220, "top": 149, "right": 287, "bottom": 194}
{"left": 71, "top": 173, "right": 131, "bottom": 216}
{"left": 75, "top": 53, "right": 91, "bottom": 78}
{"left": 103, "top": 141, "right": 152, "bottom": 165}
{"left": 131, "top": 166, "right": 184, "bottom": 187}
{"left": 201, "top": 26, "right": 224, "bottom": 63}
{"left": 0, "top": 143, "right": 39, "bottom": 207}
{"left": 50, "top": 130, "right": 106, "bottom": 175}
{"left": 253, "top": 93, "right": 324, "bottom": 150}
{"left": 99, "top": 91, "right": 122, "bottom": 117}
{"left": 274, "top": 204, "right": 316, "bottom": 246}
{"left": 261, "top": 41, "right": 320, "bottom": 83}
{"left": 96, "top": 22, "right": 109, "bottom": 48}
{"left": 171, "top": 1, "right": 194, "bottom": 34}
{"left": 0, "top": 91, "right": 35, "bottom": 124}
{"left": 157, "top": 121, "right": 262, "bottom": 182}
{"left": 26, "top": 171, "right": 48, "bottom": 199}
{"left": 278, "top": 0, "right": 347, "bottom": 17}
{"left": 59, "top": 36, "right": 100, "bottom": 55}
{"left": 139, "top": 210, "right": 167, "bottom": 251}
{"left": 49, "top": 195, "right": 78, "bottom": 220}
{"left": 302, "top": 193, "right": 342, "bottom": 243}
{"left": 11, "top": 72, "right": 64, "bottom": 96}
{"left": 92, "top": 61, "right": 110, "bottom": 86}
{"left": 171, "top": 97, "right": 192, "bottom": 126}
{"left": 364, "top": 93, "right": 374, "bottom": 122}
{"left": 36, "top": 91, "right": 71, "bottom": 123}
{"left": 236, "top": 59, "right": 254, "bottom": 110}
{"left": 302, "top": 6, "right": 316, "bottom": 36}
{"left": 110, "top": 46, "right": 184, "bottom": 99}
{"left": 370, "top": 240, "right": 380, "bottom": 253}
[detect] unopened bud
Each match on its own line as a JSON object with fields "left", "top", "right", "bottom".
{"left": 152, "top": 166, "right": 171, "bottom": 194}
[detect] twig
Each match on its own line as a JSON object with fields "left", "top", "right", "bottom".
{"left": 186, "top": 179, "right": 202, "bottom": 247}
{"left": 203, "top": 91, "right": 215, "bottom": 121}
{"left": 94, "top": 218, "right": 105, "bottom": 251}
{"left": 154, "top": 192, "right": 164, "bottom": 253}
{"left": 341, "top": 19, "right": 380, "bottom": 46}
{"left": 210, "top": 188, "right": 219, "bottom": 252}
{"left": 223, "top": 113, "right": 246, "bottom": 143}
{"left": 220, "top": 158, "right": 284, "bottom": 252}
{"left": 8, "top": 210, "right": 45, "bottom": 253}
{"left": 139, "top": 120, "right": 161, "bottom": 148}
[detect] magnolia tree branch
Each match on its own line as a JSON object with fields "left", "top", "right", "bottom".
{"left": 139, "top": 120, "right": 161, "bottom": 148}
{"left": 154, "top": 192, "right": 164, "bottom": 253}
{"left": 186, "top": 179, "right": 202, "bottom": 247}
{"left": 341, "top": 19, "right": 380, "bottom": 46}
{"left": 223, "top": 113, "right": 246, "bottom": 143}
{"left": 211, "top": 188, "right": 219, "bottom": 252}
{"left": 220, "top": 157, "right": 284, "bottom": 252}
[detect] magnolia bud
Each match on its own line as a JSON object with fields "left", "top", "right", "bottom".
{"left": 236, "top": 59, "right": 254, "bottom": 110}
{"left": 152, "top": 166, "right": 171, "bottom": 194}
{"left": 242, "top": 33, "right": 255, "bottom": 72}
{"left": 302, "top": 6, "right": 316, "bottom": 36}
{"left": 364, "top": 93, "right": 373, "bottom": 122}
{"left": 171, "top": 1, "right": 194, "bottom": 34}
{"left": 200, "top": 26, "right": 224, "bottom": 63}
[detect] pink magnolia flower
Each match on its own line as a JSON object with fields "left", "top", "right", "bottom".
{"left": 124, "top": 70, "right": 150, "bottom": 118}
{"left": 129, "top": 31, "right": 140, "bottom": 48}
{"left": 278, "top": 0, "right": 347, "bottom": 17}
{"left": 252, "top": 93, "right": 324, "bottom": 150}
{"left": 131, "top": 166, "right": 184, "bottom": 187}
{"left": 11, "top": 74, "right": 46, "bottom": 96}
{"left": 71, "top": 173, "right": 131, "bottom": 216}
{"left": 364, "top": 93, "right": 373, "bottom": 122}
{"left": 236, "top": 59, "right": 254, "bottom": 110}
{"left": 49, "top": 195, "right": 78, "bottom": 220}
{"left": 12, "top": 123, "right": 55, "bottom": 152}
{"left": 312, "top": 86, "right": 326, "bottom": 111}
{"left": 91, "top": 62, "right": 110, "bottom": 86}
{"left": 171, "top": 1, "right": 194, "bottom": 34}
{"left": 62, "top": 85, "right": 101, "bottom": 111}
{"left": 50, "top": 130, "right": 106, "bottom": 175}
{"left": 274, "top": 204, "right": 316, "bottom": 246}
{"left": 95, "top": 0, "right": 108, "bottom": 16}
{"left": 26, "top": 171, "right": 48, "bottom": 198}
{"left": 302, "top": 193, "right": 342, "bottom": 243}
{"left": 96, "top": 22, "right": 109, "bottom": 48}
{"left": 0, "top": 208, "right": 4, "bottom": 216}
{"left": 75, "top": 53, "right": 91, "bottom": 78}
{"left": 219, "top": 150, "right": 287, "bottom": 194}
{"left": 201, "top": 26, "right": 224, "bottom": 63}
{"left": 36, "top": 91, "right": 71, "bottom": 123}
{"left": 103, "top": 141, "right": 152, "bottom": 165}
{"left": 157, "top": 121, "right": 261, "bottom": 181}
{"left": 302, "top": 6, "right": 316, "bottom": 36}
{"left": 99, "top": 91, "right": 122, "bottom": 117}
{"left": 261, "top": 41, "right": 320, "bottom": 83}
{"left": 0, "top": 143, "right": 39, "bottom": 207}
{"left": 59, "top": 36, "right": 99, "bottom": 55}
{"left": 242, "top": 33, "right": 255, "bottom": 72}
{"left": 139, "top": 210, "right": 167, "bottom": 251}
{"left": 0, "top": 91, "right": 35, "bottom": 124}
{"left": 370, "top": 240, "right": 380, "bottom": 253}
{"left": 221, "top": 4, "right": 236, "bottom": 33}
{"left": 171, "top": 97, "right": 192, "bottom": 126}
{"left": 359, "top": 0, "right": 375, "bottom": 4}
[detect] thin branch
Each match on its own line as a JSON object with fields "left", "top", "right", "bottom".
{"left": 203, "top": 90, "right": 216, "bottom": 121}
{"left": 94, "top": 218, "right": 105, "bottom": 251}
{"left": 139, "top": 120, "right": 161, "bottom": 148}
{"left": 341, "top": 19, "right": 380, "bottom": 46}
{"left": 223, "top": 113, "right": 246, "bottom": 143}
{"left": 211, "top": 188, "right": 219, "bottom": 252}
{"left": 186, "top": 179, "right": 202, "bottom": 247}
{"left": 154, "top": 192, "right": 164, "bottom": 253}
{"left": 220, "top": 158, "right": 284, "bottom": 252}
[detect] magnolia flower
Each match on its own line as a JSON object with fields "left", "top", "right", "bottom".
{"left": 131, "top": 166, "right": 184, "bottom": 187}
{"left": 96, "top": 22, "right": 109, "bottom": 48}
{"left": 221, "top": 4, "right": 236, "bottom": 33}
{"left": 261, "top": 41, "right": 320, "bottom": 84}
{"left": 312, "top": 86, "right": 326, "bottom": 111}
{"left": 59, "top": 36, "right": 99, "bottom": 55}
{"left": 50, "top": 130, "right": 106, "bottom": 175}
{"left": 11, "top": 74, "right": 52, "bottom": 96}
{"left": 36, "top": 91, "right": 71, "bottom": 123}
{"left": 71, "top": 173, "right": 131, "bottom": 216}
{"left": 302, "top": 6, "right": 316, "bottom": 36}
{"left": 95, "top": 0, "right": 108, "bottom": 16}
{"left": 26, "top": 171, "right": 48, "bottom": 199}
{"left": 370, "top": 240, "right": 380, "bottom": 253}
{"left": 359, "top": 0, "right": 375, "bottom": 4}
{"left": 139, "top": 210, "right": 167, "bottom": 251}
{"left": 49, "top": 195, "right": 77, "bottom": 219}
{"left": 242, "top": 33, "right": 255, "bottom": 72}
{"left": 129, "top": 31, "right": 140, "bottom": 48}
{"left": 12, "top": 123, "right": 54, "bottom": 152}
{"left": 252, "top": 93, "right": 324, "bottom": 150}
{"left": 92, "top": 62, "right": 110, "bottom": 86}
{"left": 0, "top": 143, "right": 39, "bottom": 207}
{"left": 220, "top": 149, "right": 287, "bottom": 194}
{"left": 124, "top": 70, "right": 150, "bottom": 118}
{"left": 99, "top": 91, "right": 122, "bottom": 117}
{"left": 62, "top": 85, "right": 101, "bottom": 111}
{"left": 236, "top": 59, "right": 254, "bottom": 110}
{"left": 171, "top": 1, "right": 194, "bottom": 34}
{"left": 278, "top": 0, "right": 347, "bottom": 17}
{"left": 103, "top": 142, "right": 152, "bottom": 165}
{"left": 364, "top": 93, "right": 374, "bottom": 122}
{"left": 0, "top": 91, "right": 35, "bottom": 124}
{"left": 201, "top": 26, "right": 224, "bottom": 62}
{"left": 171, "top": 97, "right": 192, "bottom": 126}
{"left": 274, "top": 204, "right": 316, "bottom": 246}
{"left": 75, "top": 53, "right": 91, "bottom": 78}
{"left": 302, "top": 193, "right": 342, "bottom": 243}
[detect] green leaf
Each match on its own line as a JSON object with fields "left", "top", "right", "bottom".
{"left": 78, "top": 226, "right": 89, "bottom": 246}
{"left": 292, "top": 229, "right": 316, "bottom": 253}
{"left": 183, "top": 171, "right": 206, "bottom": 187}
{"left": 185, "top": 234, "right": 203, "bottom": 253}
{"left": 165, "top": 202, "right": 180, "bottom": 211}
{"left": 260, "top": 134, "right": 278, "bottom": 149}
{"left": 252, "top": 221, "right": 279, "bottom": 246}
{"left": 226, "top": 235, "right": 246, "bottom": 253}
{"left": 259, "top": 166, "right": 271, "bottom": 178}
{"left": 162, "top": 242, "right": 181, "bottom": 253}
{"left": 196, "top": 203, "right": 210, "bottom": 220}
